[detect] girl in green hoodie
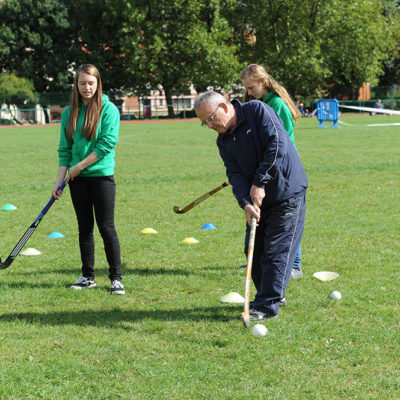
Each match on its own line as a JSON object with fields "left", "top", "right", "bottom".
{"left": 52, "top": 64, "right": 124, "bottom": 294}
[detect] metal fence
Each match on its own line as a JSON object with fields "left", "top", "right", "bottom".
{"left": 1, "top": 88, "right": 400, "bottom": 125}
{"left": 337, "top": 99, "right": 400, "bottom": 113}
{"left": 0, "top": 103, "right": 197, "bottom": 126}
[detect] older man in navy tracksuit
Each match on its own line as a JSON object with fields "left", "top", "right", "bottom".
{"left": 194, "top": 91, "right": 307, "bottom": 320}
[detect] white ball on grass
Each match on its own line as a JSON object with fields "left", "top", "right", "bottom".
{"left": 331, "top": 291, "right": 342, "bottom": 300}
{"left": 251, "top": 324, "right": 267, "bottom": 337}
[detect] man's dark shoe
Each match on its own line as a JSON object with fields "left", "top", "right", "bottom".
{"left": 249, "top": 309, "right": 277, "bottom": 321}
{"left": 250, "top": 298, "right": 287, "bottom": 308}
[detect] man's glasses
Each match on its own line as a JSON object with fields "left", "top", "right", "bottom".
{"left": 201, "top": 105, "right": 220, "bottom": 127}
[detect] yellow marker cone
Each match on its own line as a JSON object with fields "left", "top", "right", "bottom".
{"left": 182, "top": 237, "right": 199, "bottom": 244}
{"left": 141, "top": 228, "right": 158, "bottom": 234}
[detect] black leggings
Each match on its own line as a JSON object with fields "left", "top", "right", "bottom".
{"left": 69, "top": 176, "right": 121, "bottom": 281}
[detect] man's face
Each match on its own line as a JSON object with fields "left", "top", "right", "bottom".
{"left": 196, "top": 103, "right": 232, "bottom": 134}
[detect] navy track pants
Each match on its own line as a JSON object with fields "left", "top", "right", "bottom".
{"left": 244, "top": 193, "right": 306, "bottom": 316}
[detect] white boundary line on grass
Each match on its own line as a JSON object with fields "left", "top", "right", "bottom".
{"left": 339, "top": 104, "right": 400, "bottom": 116}
{"left": 338, "top": 120, "right": 400, "bottom": 127}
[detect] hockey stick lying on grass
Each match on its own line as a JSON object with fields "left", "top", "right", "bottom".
{"left": 241, "top": 204, "right": 257, "bottom": 328}
{"left": 0, "top": 180, "right": 67, "bottom": 269}
{"left": 173, "top": 181, "right": 229, "bottom": 214}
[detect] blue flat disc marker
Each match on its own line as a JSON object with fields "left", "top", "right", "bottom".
{"left": 48, "top": 232, "right": 65, "bottom": 239}
{"left": 201, "top": 222, "right": 217, "bottom": 230}
{"left": 2, "top": 204, "right": 17, "bottom": 211}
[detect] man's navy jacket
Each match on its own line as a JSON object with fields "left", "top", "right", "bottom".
{"left": 217, "top": 99, "right": 307, "bottom": 209}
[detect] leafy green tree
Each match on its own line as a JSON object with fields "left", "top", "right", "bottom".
{"left": 119, "top": 0, "right": 243, "bottom": 116}
{"left": 320, "top": 0, "right": 399, "bottom": 95}
{"left": 0, "top": 72, "right": 34, "bottom": 122}
{"left": 0, "top": 22, "right": 12, "bottom": 62}
{"left": 0, "top": 0, "right": 73, "bottom": 92}
{"left": 379, "top": 0, "right": 400, "bottom": 87}
{"left": 0, "top": 0, "right": 76, "bottom": 122}
{"left": 225, "top": 0, "right": 399, "bottom": 99}
{"left": 0, "top": 72, "right": 34, "bottom": 106}
{"left": 64, "top": 0, "right": 133, "bottom": 106}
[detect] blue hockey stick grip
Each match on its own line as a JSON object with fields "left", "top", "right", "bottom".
{"left": 35, "top": 180, "right": 68, "bottom": 220}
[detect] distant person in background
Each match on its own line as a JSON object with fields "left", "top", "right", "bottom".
{"left": 375, "top": 99, "right": 383, "bottom": 109}
{"left": 240, "top": 64, "right": 303, "bottom": 279}
{"left": 372, "top": 99, "right": 384, "bottom": 116}
{"left": 52, "top": 64, "right": 125, "bottom": 295}
{"left": 297, "top": 100, "right": 306, "bottom": 116}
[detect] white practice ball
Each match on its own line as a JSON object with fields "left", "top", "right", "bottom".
{"left": 251, "top": 324, "right": 267, "bottom": 337}
{"left": 331, "top": 291, "right": 342, "bottom": 300}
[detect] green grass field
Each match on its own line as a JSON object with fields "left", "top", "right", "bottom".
{"left": 0, "top": 116, "right": 399, "bottom": 399}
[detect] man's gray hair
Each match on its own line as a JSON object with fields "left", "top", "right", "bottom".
{"left": 193, "top": 91, "right": 228, "bottom": 111}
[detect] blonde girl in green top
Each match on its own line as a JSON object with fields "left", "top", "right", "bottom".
{"left": 52, "top": 64, "right": 125, "bottom": 294}
{"left": 241, "top": 64, "right": 303, "bottom": 279}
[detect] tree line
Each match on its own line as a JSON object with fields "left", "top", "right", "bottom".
{"left": 0, "top": 0, "right": 399, "bottom": 117}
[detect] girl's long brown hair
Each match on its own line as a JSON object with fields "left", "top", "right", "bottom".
{"left": 66, "top": 64, "right": 103, "bottom": 143}
{"left": 240, "top": 64, "right": 301, "bottom": 123}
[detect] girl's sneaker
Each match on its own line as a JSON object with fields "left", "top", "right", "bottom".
{"left": 111, "top": 280, "right": 125, "bottom": 295}
{"left": 70, "top": 276, "right": 96, "bottom": 290}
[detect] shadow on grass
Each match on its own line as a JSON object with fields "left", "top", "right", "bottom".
{"left": 130, "top": 267, "right": 190, "bottom": 276}
{"left": 8, "top": 263, "right": 191, "bottom": 277}
{"left": 0, "top": 306, "right": 239, "bottom": 328}
{"left": 197, "top": 265, "right": 238, "bottom": 272}
{"left": 0, "top": 282, "right": 53, "bottom": 289}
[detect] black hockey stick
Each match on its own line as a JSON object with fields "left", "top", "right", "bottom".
{"left": 0, "top": 180, "right": 67, "bottom": 269}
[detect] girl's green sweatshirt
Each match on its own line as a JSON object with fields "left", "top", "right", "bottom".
{"left": 58, "top": 94, "right": 120, "bottom": 177}
{"left": 263, "top": 92, "right": 297, "bottom": 151}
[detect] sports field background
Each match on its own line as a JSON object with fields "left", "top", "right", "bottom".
{"left": 0, "top": 116, "right": 399, "bottom": 399}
